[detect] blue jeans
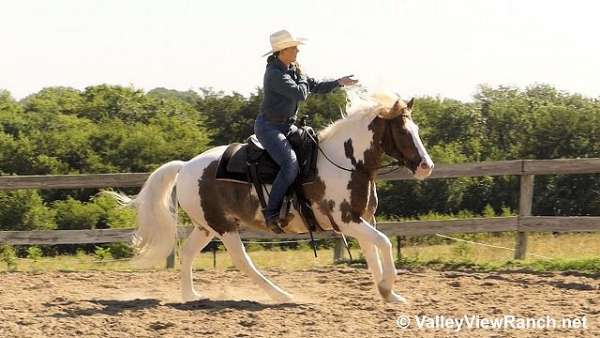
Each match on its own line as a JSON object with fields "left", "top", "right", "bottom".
{"left": 254, "top": 115, "right": 299, "bottom": 220}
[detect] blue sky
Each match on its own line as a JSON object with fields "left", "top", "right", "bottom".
{"left": 1, "top": 0, "right": 599, "bottom": 101}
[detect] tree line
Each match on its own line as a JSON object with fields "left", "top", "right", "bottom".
{"left": 0, "top": 83, "right": 599, "bottom": 233}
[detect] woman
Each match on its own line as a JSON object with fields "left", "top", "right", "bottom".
{"left": 255, "top": 29, "right": 358, "bottom": 232}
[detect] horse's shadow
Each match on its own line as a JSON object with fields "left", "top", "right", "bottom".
{"left": 49, "top": 298, "right": 300, "bottom": 318}
{"left": 166, "top": 298, "right": 300, "bottom": 312}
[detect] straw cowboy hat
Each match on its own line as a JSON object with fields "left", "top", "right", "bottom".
{"left": 262, "top": 30, "right": 306, "bottom": 57}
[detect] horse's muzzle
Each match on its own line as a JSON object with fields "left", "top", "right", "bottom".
{"left": 414, "top": 157, "right": 434, "bottom": 180}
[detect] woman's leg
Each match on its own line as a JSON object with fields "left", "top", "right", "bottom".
{"left": 254, "top": 120, "right": 299, "bottom": 220}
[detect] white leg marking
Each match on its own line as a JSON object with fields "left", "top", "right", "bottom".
{"left": 181, "top": 226, "right": 214, "bottom": 302}
{"left": 358, "top": 239, "right": 383, "bottom": 284}
{"left": 220, "top": 231, "right": 293, "bottom": 302}
{"left": 341, "top": 219, "right": 407, "bottom": 303}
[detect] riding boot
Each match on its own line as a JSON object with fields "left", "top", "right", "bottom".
{"left": 263, "top": 209, "right": 284, "bottom": 234}
{"left": 266, "top": 216, "right": 284, "bottom": 234}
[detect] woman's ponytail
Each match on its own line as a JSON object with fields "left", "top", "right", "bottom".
{"left": 266, "top": 52, "right": 280, "bottom": 64}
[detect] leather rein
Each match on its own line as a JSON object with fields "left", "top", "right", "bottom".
{"left": 305, "top": 118, "right": 407, "bottom": 176}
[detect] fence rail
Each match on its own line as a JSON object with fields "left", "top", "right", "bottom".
{"left": 1, "top": 158, "right": 599, "bottom": 263}
{"left": 0, "top": 173, "right": 148, "bottom": 190}
{"left": 1, "top": 159, "right": 599, "bottom": 190}
{"left": 1, "top": 216, "right": 599, "bottom": 246}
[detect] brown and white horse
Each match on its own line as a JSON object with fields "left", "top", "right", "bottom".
{"left": 111, "top": 90, "right": 433, "bottom": 303}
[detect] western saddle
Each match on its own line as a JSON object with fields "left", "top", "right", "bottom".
{"left": 215, "top": 123, "right": 322, "bottom": 234}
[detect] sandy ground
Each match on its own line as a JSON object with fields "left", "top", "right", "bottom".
{"left": 0, "top": 266, "right": 598, "bottom": 338}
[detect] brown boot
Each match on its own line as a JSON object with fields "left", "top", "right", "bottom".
{"left": 265, "top": 216, "right": 284, "bottom": 234}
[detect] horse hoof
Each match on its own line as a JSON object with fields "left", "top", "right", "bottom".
{"left": 385, "top": 291, "right": 408, "bottom": 304}
{"left": 182, "top": 292, "right": 207, "bottom": 303}
{"left": 272, "top": 292, "right": 294, "bottom": 303}
{"left": 378, "top": 282, "right": 408, "bottom": 304}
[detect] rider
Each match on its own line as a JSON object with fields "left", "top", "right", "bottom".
{"left": 255, "top": 29, "right": 358, "bottom": 232}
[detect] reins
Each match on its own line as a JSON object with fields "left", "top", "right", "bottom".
{"left": 305, "top": 130, "right": 405, "bottom": 176}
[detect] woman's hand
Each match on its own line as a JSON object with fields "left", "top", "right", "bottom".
{"left": 337, "top": 75, "right": 359, "bottom": 86}
{"left": 293, "top": 62, "right": 304, "bottom": 77}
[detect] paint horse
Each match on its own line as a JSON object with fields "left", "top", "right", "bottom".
{"left": 112, "top": 91, "right": 433, "bottom": 303}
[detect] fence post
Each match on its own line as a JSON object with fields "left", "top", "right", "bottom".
{"left": 166, "top": 251, "right": 175, "bottom": 269}
{"left": 396, "top": 236, "right": 403, "bottom": 261}
{"left": 333, "top": 238, "right": 346, "bottom": 263}
{"left": 515, "top": 174, "right": 534, "bottom": 260}
{"left": 212, "top": 242, "right": 217, "bottom": 269}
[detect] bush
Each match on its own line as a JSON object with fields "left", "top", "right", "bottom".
{"left": 0, "top": 245, "right": 17, "bottom": 270}
{"left": 482, "top": 204, "right": 496, "bottom": 218}
{"left": 92, "top": 193, "right": 135, "bottom": 229}
{"left": 53, "top": 197, "right": 104, "bottom": 230}
{"left": 26, "top": 246, "right": 43, "bottom": 261}
{"left": 93, "top": 246, "right": 112, "bottom": 260}
{"left": 0, "top": 190, "right": 56, "bottom": 231}
{"left": 106, "top": 243, "right": 134, "bottom": 259}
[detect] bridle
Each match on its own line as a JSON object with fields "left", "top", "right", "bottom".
{"left": 306, "top": 117, "right": 409, "bottom": 176}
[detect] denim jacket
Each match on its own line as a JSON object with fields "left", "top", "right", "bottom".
{"left": 259, "top": 58, "right": 339, "bottom": 124}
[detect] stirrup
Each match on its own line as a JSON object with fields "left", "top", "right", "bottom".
{"left": 265, "top": 216, "right": 284, "bottom": 234}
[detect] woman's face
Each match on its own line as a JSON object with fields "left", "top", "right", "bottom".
{"left": 279, "top": 46, "right": 299, "bottom": 63}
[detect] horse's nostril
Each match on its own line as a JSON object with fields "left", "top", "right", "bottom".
{"left": 420, "top": 162, "right": 429, "bottom": 169}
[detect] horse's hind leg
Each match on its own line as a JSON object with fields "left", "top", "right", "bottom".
{"left": 220, "top": 231, "right": 293, "bottom": 302}
{"left": 181, "top": 226, "right": 214, "bottom": 302}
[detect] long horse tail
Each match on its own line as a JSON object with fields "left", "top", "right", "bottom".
{"left": 106, "top": 160, "right": 185, "bottom": 268}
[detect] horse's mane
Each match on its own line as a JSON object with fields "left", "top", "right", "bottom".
{"left": 318, "top": 88, "right": 400, "bottom": 141}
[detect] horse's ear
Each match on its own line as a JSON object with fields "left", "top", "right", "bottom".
{"left": 379, "top": 100, "right": 404, "bottom": 119}
{"left": 407, "top": 97, "right": 415, "bottom": 110}
{"left": 391, "top": 100, "right": 403, "bottom": 114}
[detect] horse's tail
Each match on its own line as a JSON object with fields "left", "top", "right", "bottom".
{"left": 106, "top": 160, "right": 185, "bottom": 268}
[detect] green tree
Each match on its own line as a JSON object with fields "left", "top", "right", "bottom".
{"left": 197, "top": 89, "right": 258, "bottom": 145}
{"left": 0, "top": 190, "right": 56, "bottom": 231}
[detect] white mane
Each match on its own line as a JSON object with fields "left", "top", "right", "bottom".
{"left": 319, "top": 88, "right": 399, "bottom": 141}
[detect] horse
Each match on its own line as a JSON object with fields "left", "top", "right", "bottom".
{"left": 110, "top": 90, "right": 434, "bottom": 303}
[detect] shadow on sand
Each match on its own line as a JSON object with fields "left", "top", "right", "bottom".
{"left": 49, "top": 297, "right": 302, "bottom": 318}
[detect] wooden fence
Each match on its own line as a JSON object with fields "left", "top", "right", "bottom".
{"left": 1, "top": 158, "right": 599, "bottom": 265}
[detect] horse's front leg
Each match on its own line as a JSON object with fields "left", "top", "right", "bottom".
{"left": 360, "top": 213, "right": 382, "bottom": 284}
{"left": 357, "top": 237, "right": 383, "bottom": 284}
{"left": 340, "top": 218, "right": 407, "bottom": 303}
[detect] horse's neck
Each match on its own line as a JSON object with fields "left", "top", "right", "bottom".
{"left": 318, "top": 115, "right": 381, "bottom": 174}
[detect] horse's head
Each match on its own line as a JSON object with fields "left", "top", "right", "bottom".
{"left": 377, "top": 98, "right": 434, "bottom": 179}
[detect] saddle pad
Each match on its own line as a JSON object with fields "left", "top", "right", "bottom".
{"left": 215, "top": 143, "right": 250, "bottom": 184}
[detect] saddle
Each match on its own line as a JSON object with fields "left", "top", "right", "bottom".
{"left": 215, "top": 124, "right": 323, "bottom": 233}
{"left": 216, "top": 125, "right": 319, "bottom": 185}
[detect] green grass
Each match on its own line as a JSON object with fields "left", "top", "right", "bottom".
{"left": 392, "top": 256, "right": 600, "bottom": 274}
{"left": 1, "top": 233, "right": 599, "bottom": 273}
{"left": 397, "top": 232, "right": 600, "bottom": 263}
